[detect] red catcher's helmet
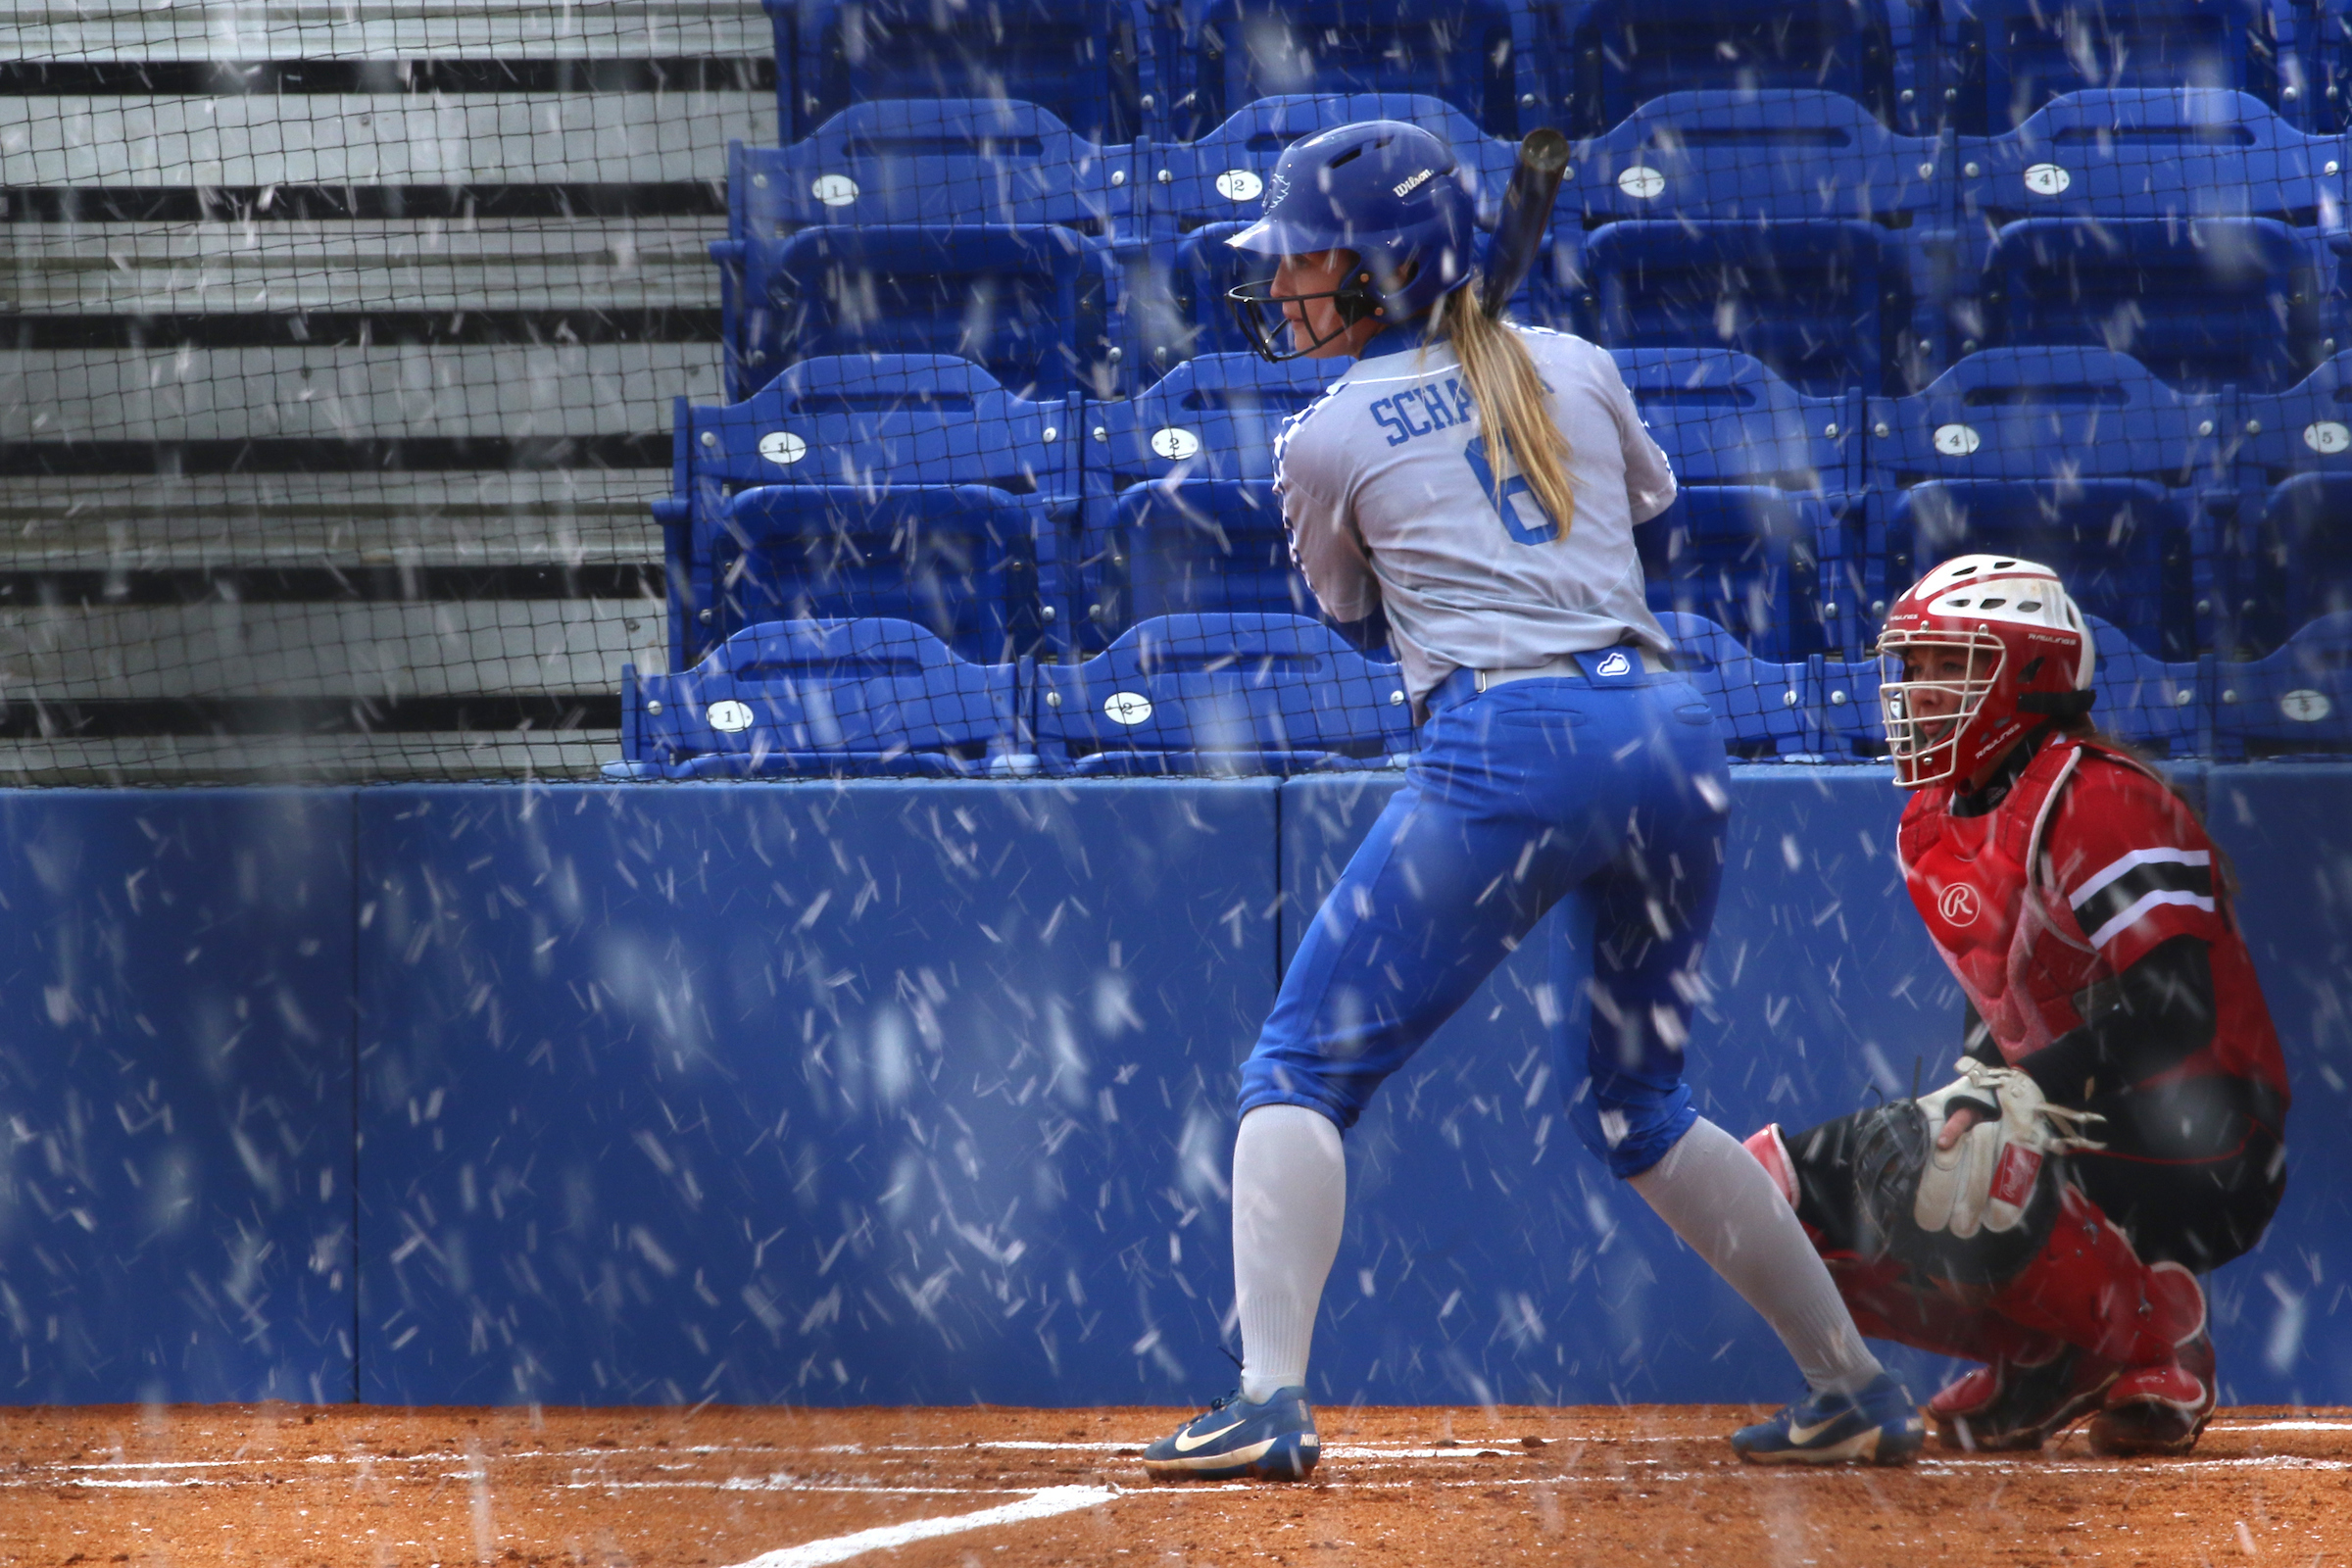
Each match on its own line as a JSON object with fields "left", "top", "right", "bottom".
{"left": 1877, "top": 555, "right": 2096, "bottom": 790}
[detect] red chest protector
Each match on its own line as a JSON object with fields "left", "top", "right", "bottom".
{"left": 1899, "top": 737, "right": 2122, "bottom": 1059}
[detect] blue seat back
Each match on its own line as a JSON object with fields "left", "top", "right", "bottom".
{"left": 1081, "top": 353, "right": 1346, "bottom": 638}
{"left": 2217, "top": 612, "right": 2352, "bottom": 752}
{"left": 1640, "top": 486, "right": 1835, "bottom": 662}
{"left": 1958, "top": 90, "right": 2339, "bottom": 228}
{"left": 1652, "top": 611, "right": 1822, "bottom": 755}
{"left": 1614, "top": 348, "right": 1861, "bottom": 488}
{"left": 1147, "top": 94, "right": 1521, "bottom": 237}
{"left": 732, "top": 224, "right": 1118, "bottom": 403}
{"left": 781, "top": 0, "right": 1148, "bottom": 144}
{"left": 1866, "top": 347, "right": 2225, "bottom": 484}
{"left": 1882, "top": 479, "right": 2191, "bottom": 657}
{"left": 732, "top": 101, "right": 1138, "bottom": 235}
{"left": 666, "top": 356, "right": 1077, "bottom": 667}
{"left": 1581, "top": 220, "right": 1917, "bottom": 395}
{"left": 620, "top": 617, "right": 1017, "bottom": 779}
{"left": 1946, "top": 0, "right": 2297, "bottom": 135}
{"left": 713, "top": 485, "right": 1047, "bottom": 664}
{"left": 1036, "top": 612, "right": 1411, "bottom": 771}
{"left": 1981, "top": 217, "right": 2329, "bottom": 392}
{"left": 1180, "top": 0, "right": 1525, "bottom": 139}
{"left": 2226, "top": 348, "right": 2352, "bottom": 481}
{"left": 1568, "top": 91, "right": 1947, "bottom": 226}
{"left": 1555, "top": 0, "right": 1902, "bottom": 136}
{"left": 2234, "top": 475, "right": 2352, "bottom": 652}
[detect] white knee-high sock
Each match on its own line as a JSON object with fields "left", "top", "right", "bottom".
{"left": 1630, "top": 1116, "right": 1886, "bottom": 1398}
{"left": 1233, "top": 1103, "right": 1347, "bottom": 1404}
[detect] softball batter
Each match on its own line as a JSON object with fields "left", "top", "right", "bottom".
{"left": 1142, "top": 120, "right": 1923, "bottom": 1480}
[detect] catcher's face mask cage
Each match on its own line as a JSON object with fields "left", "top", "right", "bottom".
{"left": 1227, "top": 263, "right": 1384, "bottom": 364}
{"left": 1878, "top": 628, "right": 2007, "bottom": 790}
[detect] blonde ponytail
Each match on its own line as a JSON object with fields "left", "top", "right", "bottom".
{"left": 1433, "top": 287, "right": 1576, "bottom": 543}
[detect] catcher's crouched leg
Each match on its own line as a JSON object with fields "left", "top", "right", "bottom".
{"left": 1750, "top": 1063, "right": 2213, "bottom": 1454}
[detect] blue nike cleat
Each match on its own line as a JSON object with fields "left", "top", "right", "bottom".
{"left": 1731, "top": 1372, "right": 1926, "bottom": 1466}
{"left": 1142, "top": 1387, "right": 1320, "bottom": 1481}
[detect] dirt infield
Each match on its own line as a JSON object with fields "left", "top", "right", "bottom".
{"left": 3, "top": 1402, "right": 2348, "bottom": 1567}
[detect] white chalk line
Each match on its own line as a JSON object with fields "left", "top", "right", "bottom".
{"left": 718, "top": 1484, "right": 1119, "bottom": 1568}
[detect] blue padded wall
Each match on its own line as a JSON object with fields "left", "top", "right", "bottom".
{"left": 2, "top": 769, "right": 2345, "bottom": 1406}
{"left": 353, "top": 782, "right": 1278, "bottom": 1406}
{"left": 2203, "top": 763, "right": 2352, "bottom": 1407}
{"left": 0, "top": 790, "right": 356, "bottom": 1403}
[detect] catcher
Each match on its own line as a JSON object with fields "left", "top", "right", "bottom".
{"left": 1743, "top": 555, "right": 2289, "bottom": 1455}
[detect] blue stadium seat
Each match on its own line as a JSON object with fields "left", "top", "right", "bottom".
{"left": 2215, "top": 611, "right": 2352, "bottom": 753}
{"left": 1080, "top": 352, "right": 1346, "bottom": 641}
{"left": 770, "top": 0, "right": 1154, "bottom": 144}
{"left": 2218, "top": 350, "right": 2352, "bottom": 652}
{"left": 718, "top": 223, "right": 1122, "bottom": 403}
{"left": 1579, "top": 220, "right": 1925, "bottom": 395}
{"left": 1975, "top": 218, "right": 2335, "bottom": 392}
{"left": 1956, "top": 90, "right": 2340, "bottom": 229}
{"left": 1565, "top": 90, "right": 1949, "bottom": 227}
{"left": 1549, "top": 0, "right": 1932, "bottom": 137}
{"left": 1880, "top": 480, "right": 2191, "bottom": 658}
{"left": 609, "top": 618, "right": 1022, "bottom": 780}
{"left": 1171, "top": 0, "right": 1529, "bottom": 140}
{"left": 727, "top": 100, "right": 1138, "bottom": 235}
{"left": 1865, "top": 348, "right": 2222, "bottom": 658}
{"left": 2225, "top": 475, "right": 2352, "bottom": 653}
{"left": 1652, "top": 611, "right": 1826, "bottom": 756}
{"left": 1638, "top": 488, "right": 1838, "bottom": 663}
{"left": 1614, "top": 347, "right": 1867, "bottom": 655}
{"left": 1941, "top": 0, "right": 2316, "bottom": 135}
{"left": 658, "top": 355, "right": 1079, "bottom": 669}
{"left": 1034, "top": 612, "right": 1412, "bottom": 774}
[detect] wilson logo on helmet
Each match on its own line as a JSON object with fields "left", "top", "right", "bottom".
{"left": 1393, "top": 168, "right": 1434, "bottom": 197}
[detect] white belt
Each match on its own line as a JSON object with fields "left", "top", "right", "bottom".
{"left": 1471, "top": 647, "right": 1670, "bottom": 692}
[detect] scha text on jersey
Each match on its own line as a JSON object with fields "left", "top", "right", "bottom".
{"left": 1368, "top": 377, "right": 1478, "bottom": 447}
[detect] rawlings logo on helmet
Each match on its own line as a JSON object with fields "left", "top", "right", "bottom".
{"left": 1877, "top": 555, "right": 2096, "bottom": 791}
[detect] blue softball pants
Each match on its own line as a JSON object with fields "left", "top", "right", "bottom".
{"left": 1238, "top": 656, "right": 1732, "bottom": 1179}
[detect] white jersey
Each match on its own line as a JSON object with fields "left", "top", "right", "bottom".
{"left": 1273, "top": 319, "right": 1677, "bottom": 710}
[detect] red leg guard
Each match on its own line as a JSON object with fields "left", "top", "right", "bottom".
{"left": 1987, "top": 1186, "right": 2207, "bottom": 1366}
{"left": 1742, "top": 1124, "right": 1799, "bottom": 1208}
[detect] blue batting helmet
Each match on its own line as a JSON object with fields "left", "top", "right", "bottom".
{"left": 1225, "top": 120, "right": 1481, "bottom": 360}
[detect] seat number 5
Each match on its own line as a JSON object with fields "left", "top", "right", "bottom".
{"left": 1462, "top": 435, "right": 1558, "bottom": 544}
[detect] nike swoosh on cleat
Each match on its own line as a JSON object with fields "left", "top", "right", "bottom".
{"left": 1173, "top": 1418, "right": 1248, "bottom": 1453}
{"left": 1785, "top": 1416, "right": 1849, "bottom": 1446}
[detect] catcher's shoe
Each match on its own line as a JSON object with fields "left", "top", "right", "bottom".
{"left": 1142, "top": 1387, "right": 1319, "bottom": 1482}
{"left": 2087, "top": 1267, "right": 2217, "bottom": 1457}
{"left": 1731, "top": 1372, "right": 1926, "bottom": 1466}
{"left": 1932, "top": 1345, "right": 2121, "bottom": 1452}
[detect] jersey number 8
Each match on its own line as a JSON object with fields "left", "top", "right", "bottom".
{"left": 1463, "top": 435, "right": 1559, "bottom": 545}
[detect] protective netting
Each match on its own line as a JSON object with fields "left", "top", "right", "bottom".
{"left": 6, "top": 1, "right": 2352, "bottom": 782}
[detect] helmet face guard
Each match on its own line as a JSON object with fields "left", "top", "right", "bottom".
{"left": 1226, "top": 261, "right": 1385, "bottom": 363}
{"left": 1874, "top": 555, "right": 2096, "bottom": 791}
{"left": 1223, "top": 119, "right": 1479, "bottom": 365}
{"left": 1878, "top": 628, "right": 2009, "bottom": 789}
